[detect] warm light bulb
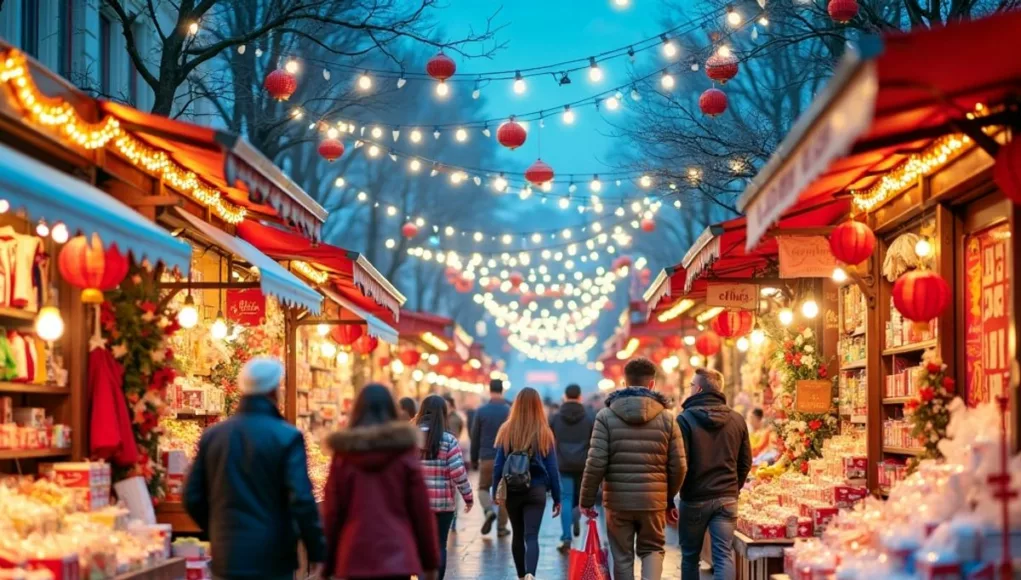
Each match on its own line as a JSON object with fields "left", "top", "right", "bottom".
{"left": 357, "top": 73, "right": 372, "bottom": 90}
{"left": 513, "top": 72, "right": 526, "bottom": 94}
{"left": 614, "top": 0, "right": 629, "bottom": 5}
{"left": 727, "top": 10, "right": 742, "bottom": 26}
{"left": 409, "top": 158, "right": 422, "bottom": 172}
{"left": 832, "top": 267, "right": 848, "bottom": 283}
{"left": 50, "top": 222, "right": 69, "bottom": 243}
{"left": 660, "top": 72, "right": 675, "bottom": 90}
{"left": 689, "top": 355, "right": 703, "bottom": 367}
{"left": 370, "top": 126, "right": 383, "bottom": 139}
{"left": 188, "top": 22, "right": 200, "bottom": 35}
{"left": 563, "top": 107, "right": 575, "bottom": 124}
{"left": 210, "top": 312, "right": 229, "bottom": 340}
{"left": 662, "top": 40, "right": 678, "bottom": 58}
{"left": 801, "top": 300, "right": 819, "bottom": 319}
{"left": 718, "top": 45, "right": 732, "bottom": 58}
{"left": 640, "top": 175, "right": 652, "bottom": 188}
{"left": 367, "top": 145, "right": 380, "bottom": 157}
{"left": 559, "top": 197, "right": 570, "bottom": 209}
{"left": 605, "top": 96, "right": 620, "bottom": 110}
{"left": 736, "top": 337, "right": 750, "bottom": 352}
{"left": 493, "top": 175, "right": 508, "bottom": 192}
{"left": 36, "top": 221, "right": 49, "bottom": 237}
{"left": 455, "top": 128, "right": 468, "bottom": 142}
{"left": 588, "top": 59, "right": 603, "bottom": 82}
{"left": 683, "top": 335, "right": 696, "bottom": 346}
{"left": 317, "top": 323, "right": 330, "bottom": 336}
{"left": 177, "top": 295, "right": 199, "bottom": 329}
{"left": 915, "top": 238, "right": 933, "bottom": 258}
{"left": 0, "top": 200, "right": 9, "bottom": 214}
{"left": 35, "top": 306, "right": 64, "bottom": 341}
{"left": 320, "top": 341, "right": 337, "bottom": 359}
{"left": 590, "top": 177, "right": 602, "bottom": 192}
{"left": 778, "top": 308, "right": 794, "bottom": 326}
{"left": 435, "top": 81, "right": 449, "bottom": 97}
{"left": 410, "top": 129, "right": 423, "bottom": 143}
{"left": 750, "top": 328, "right": 766, "bottom": 345}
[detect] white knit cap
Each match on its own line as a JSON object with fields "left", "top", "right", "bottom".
{"left": 240, "top": 357, "right": 284, "bottom": 396}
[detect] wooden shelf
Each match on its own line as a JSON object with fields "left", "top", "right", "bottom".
{"left": 115, "top": 558, "right": 187, "bottom": 580}
{"left": 0, "top": 447, "right": 71, "bottom": 460}
{"left": 840, "top": 360, "right": 867, "bottom": 370}
{"left": 0, "top": 307, "right": 36, "bottom": 322}
{"left": 883, "top": 446, "right": 923, "bottom": 456}
{"left": 882, "top": 339, "right": 937, "bottom": 356}
{"left": 309, "top": 365, "right": 335, "bottom": 373}
{"left": 0, "top": 382, "right": 69, "bottom": 394}
{"left": 849, "top": 414, "right": 867, "bottom": 424}
{"left": 843, "top": 327, "right": 866, "bottom": 338}
{"left": 883, "top": 396, "right": 914, "bottom": 404}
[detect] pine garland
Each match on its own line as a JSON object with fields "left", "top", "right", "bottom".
{"left": 905, "top": 350, "right": 955, "bottom": 471}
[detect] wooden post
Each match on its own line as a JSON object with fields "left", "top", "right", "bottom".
{"left": 865, "top": 234, "right": 885, "bottom": 493}
{"left": 284, "top": 308, "right": 298, "bottom": 424}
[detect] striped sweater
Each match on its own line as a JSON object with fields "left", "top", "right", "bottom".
{"left": 419, "top": 428, "right": 474, "bottom": 512}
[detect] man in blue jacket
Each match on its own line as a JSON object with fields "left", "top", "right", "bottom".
{"left": 185, "top": 358, "right": 325, "bottom": 579}
{"left": 470, "top": 379, "right": 511, "bottom": 536}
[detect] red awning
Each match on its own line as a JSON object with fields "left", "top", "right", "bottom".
{"left": 236, "top": 220, "right": 405, "bottom": 324}
{"left": 397, "top": 311, "right": 453, "bottom": 338}
{"left": 738, "top": 11, "right": 1021, "bottom": 249}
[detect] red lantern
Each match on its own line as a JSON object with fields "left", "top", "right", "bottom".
{"left": 445, "top": 266, "right": 460, "bottom": 280}
{"left": 264, "top": 69, "right": 297, "bottom": 101}
{"left": 58, "top": 234, "right": 130, "bottom": 304}
{"left": 892, "top": 269, "right": 950, "bottom": 333}
{"left": 663, "top": 335, "right": 684, "bottom": 350}
{"left": 695, "top": 331, "right": 722, "bottom": 358}
{"left": 525, "top": 159, "right": 555, "bottom": 185}
{"left": 650, "top": 349, "right": 669, "bottom": 365}
{"left": 352, "top": 334, "right": 379, "bottom": 356}
{"left": 399, "top": 349, "right": 422, "bottom": 366}
{"left": 331, "top": 324, "right": 364, "bottom": 346}
{"left": 454, "top": 277, "right": 474, "bottom": 293}
{"left": 317, "top": 138, "right": 344, "bottom": 162}
{"left": 699, "top": 88, "right": 728, "bottom": 117}
{"left": 377, "top": 356, "right": 391, "bottom": 368}
{"left": 612, "top": 256, "right": 633, "bottom": 271}
{"left": 829, "top": 220, "right": 876, "bottom": 266}
{"left": 827, "top": 0, "right": 859, "bottom": 22}
{"left": 711, "top": 310, "right": 754, "bottom": 338}
{"left": 994, "top": 137, "right": 1021, "bottom": 205}
{"left": 426, "top": 52, "right": 456, "bottom": 81}
{"left": 705, "top": 53, "right": 739, "bottom": 84}
{"left": 402, "top": 222, "right": 419, "bottom": 238}
{"left": 640, "top": 218, "right": 656, "bottom": 232}
{"left": 509, "top": 271, "right": 524, "bottom": 288}
{"left": 497, "top": 120, "right": 527, "bottom": 150}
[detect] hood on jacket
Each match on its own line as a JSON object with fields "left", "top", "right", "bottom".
{"left": 326, "top": 421, "right": 420, "bottom": 471}
{"left": 559, "top": 401, "right": 588, "bottom": 425}
{"left": 681, "top": 390, "right": 732, "bottom": 430}
{"left": 605, "top": 387, "right": 672, "bottom": 425}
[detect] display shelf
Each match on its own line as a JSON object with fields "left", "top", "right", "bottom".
{"left": 844, "top": 328, "right": 866, "bottom": 338}
{"left": 882, "top": 396, "right": 914, "bottom": 405}
{"left": 883, "top": 446, "right": 923, "bottom": 456}
{"left": 882, "top": 339, "right": 937, "bottom": 356}
{"left": 840, "top": 360, "right": 867, "bottom": 371}
{"left": 0, "top": 307, "right": 37, "bottom": 321}
{"left": 114, "top": 558, "right": 187, "bottom": 580}
{"left": 0, "top": 447, "right": 71, "bottom": 460}
{"left": 0, "top": 381, "right": 68, "bottom": 394}
{"left": 849, "top": 414, "right": 867, "bottom": 424}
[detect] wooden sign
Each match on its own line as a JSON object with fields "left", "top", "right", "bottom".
{"left": 226, "top": 288, "right": 266, "bottom": 326}
{"left": 778, "top": 236, "right": 837, "bottom": 278}
{"left": 795, "top": 380, "right": 832, "bottom": 414}
{"left": 706, "top": 283, "right": 758, "bottom": 310}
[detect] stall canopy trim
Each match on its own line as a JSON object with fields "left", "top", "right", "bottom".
{"left": 320, "top": 286, "right": 398, "bottom": 345}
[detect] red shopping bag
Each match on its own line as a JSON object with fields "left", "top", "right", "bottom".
{"left": 568, "top": 518, "right": 610, "bottom": 580}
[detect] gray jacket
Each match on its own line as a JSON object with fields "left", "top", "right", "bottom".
{"left": 469, "top": 398, "right": 510, "bottom": 463}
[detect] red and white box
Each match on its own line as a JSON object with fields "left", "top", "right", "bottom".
{"left": 799, "top": 503, "right": 839, "bottom": 530}
{"left": 795, "top": 518, "right": 815, "bottom": 538}
{"left": 0, "top": 423, "right": 16, "bottom": 449}
{"left": 831, "top": 485, "right": 868, "bottom": 509}
{"left": 185, "top": 559, "right": 211, "bottom": 580}
{"left": 842, "top": 456, "right": 867, "bottom": 480}
{"left": 52, "top": 462, "right": 111, "bottom": 511}
{"left": 25, "top": 554, "right": 81, "bottom": 580}
{"left": 746, "top": 522, "right": 787, "bottom": 540}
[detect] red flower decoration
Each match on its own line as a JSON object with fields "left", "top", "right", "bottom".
{"left": 818, "top": 366, "right": 829, "bottom": 379}
{"left": 784, "top": 341, "right": 794, "bottom": 350}
{"left": 139, "top": 301, "right": 157, "bottom": 314}
{"left": 905, "top": 399, "right": 920, "bottom": 412}
{"left": 942, "top": 377, "right": 955, "bottom": 392}
{"left": 792, "top": 353, "right": 802, "bottom": 366}
{"left": 163, "top": 317, "right": 181, "bottom": 336}
{"left": 927, "top": 362, "right": 942, "bottom": 374}
{"left": 799, "top": 462, "right": 809, "bottom": 474}
{"left": 809, "top": 419, "right": 822, "bottom": 431}
{"left": 919, "top": 386, "right": 935, "bottom": 402}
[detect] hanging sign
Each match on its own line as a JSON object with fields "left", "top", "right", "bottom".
{"left": 778, "top": 236, "right": 837, "bottom": 278}
{"left": 226, "top": 288, "right": 266, "bottom": 326}
{"left": 964, "top": 223, "right": 1010, "bottom": 406}
{"left": 706, "top": 283, "right": 758, "bottom": 310}
{"left": 794, "top": 380, "right": 832, "bottom": 413}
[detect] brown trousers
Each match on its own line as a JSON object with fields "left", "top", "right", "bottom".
{"left": 477, "top": 459, "right": 508, "bottom": 529}
{"left": 605, "top": 509, "right": 666, "bottom": 580}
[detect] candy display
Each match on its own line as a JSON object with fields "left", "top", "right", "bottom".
{"left": 885, "top": 298, "right": 937, "bottom": 349}
{"left": 0, "top": 401, "right": 71, "bottom": 452}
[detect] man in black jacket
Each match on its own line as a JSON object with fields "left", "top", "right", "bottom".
{"left": 677, "top": 368, "right": 752, "bottom": 580}
{"left": 549, "top": 383, "right": 595, "bottom": 552}
{"left": 470, "top": 378, "right": 511, "bottom": 536}
{"left": 185, "top": 358, "right": 325, "bottom": 579}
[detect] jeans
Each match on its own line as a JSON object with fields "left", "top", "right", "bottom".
{"left": 558, "top": 473, "right": 582, "bottom": 541}
{"left": 506, "top": 484, "right": 547, "bottom": 577}
{"left": 679, "top": 498, "right": 738, "bottom": 580}
{"left": 605, "top": 509, "right": 666, "bottom": 580}
{"left": 435, "top": 511, "right": 455, "bottom": 580}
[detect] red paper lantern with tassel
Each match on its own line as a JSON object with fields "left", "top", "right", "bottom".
{"left": 892, "top": 269, "right": 950, "bottom": 333}
{"left": 640, "top": 218, "right": 656, "bottom": 232}
{"left": 705, "top": 53, "right": 739, "bottom": 84}
{"left": 663, "top": 335, "right": 684, "bottom": 350}
{"left": 829, "top": 220, "right": 876, "bottom": 266}
{"left": 264, "top": 69, "right": 297, "bottom": 101}
{"left": 331, "top": 324, "right": 364, "bottom": 346}
{"left": 426, "top": 52, "right": 456, "bottom": 81}
{"left": 699, "top": 88, "right": 728, "bottom": 117}
{"left": 497, "top": 119, "right": 527, "bottom": 150}
{"left": 352, "top": 334, "right": 379, "bottom": 356}
{"left": 58, "top": 234, "right": 130, "bottom": 304}
{"left": 317, "top": 138, "right": 344, "bottom": 162}
{"left": 402, "top": 222, "right": 420, "bottom": 238}
{"left": 828, "top": 0, "right": 859, "bottom": 23}
{"left": 509, "top": 271, "right": 524, "bottom": 288}
{"left": 525, "top": 159, "right": 555, "bottom": 185}
{"left": 399, "top": 349, "right": 422, "bottom": 366}
{"left": 695, "top": 331, "right": 722, "bottom": 357}
{"left": 711, "top": 310, "right": 754, "bottom": 338}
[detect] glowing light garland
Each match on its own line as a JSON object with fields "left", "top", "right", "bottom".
{"left": 508, "top": 333, "right": 599, "bottom": 363}
{"left": 851, "top": 135, "right": 969, "bottom": 212}
{"left": 291, "top": 260, "right": 329, "bottom": 284}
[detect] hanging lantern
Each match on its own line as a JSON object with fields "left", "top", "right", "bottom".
{"left": 827, "top": 0, "right": 859, "bottom": 23}
{"left": 402, "top": 222, "right": 420, "bottom": 238}
{"left": 699, "top": 88, "right": 728, "bottom": 117}
{"left": 509, "top": 271, "right": 524, "bottom": 288}
{"left": 525, "top": 159, "right": 555, "bottom": 186}
{"left": 640, "top": 218, "right": 656, "bottom": 232}
{"left": 829, "top": 220, "right": 876, "bottom": 266}
{"left": 444, "top": 266, "right": 460, "bottom": 280}
{"left": 426, "top": 52, "right": 456, "bottom": 81}
{"left": 694, "top": 331, "right": 722, "bottom": 358}
{"left": 352, "top": 334, "right": 379, "bottom": 356}
{"left": 892, "top": 269, "right": 951, "bottom": 333}
{"left": 650, "top": 348, "right": 669, "bottom": 365}
{"left": 264, "top": 68, "right": 297, "bottom": 101}
{"left": 331, "top": 324, "right": 364, "bottom": 346}
{"left": 317, "top": 138, "right": 345, "bottom": 162}
{"left": 663, "top": 335, "right": 684, "bottom": 350}
{"left": 994, "top": 137, "right": 1021, "bottom": 205}
{"left": 58, "top": 234, "right": 130, "bottom": 304}
{"left": 399, "top": 349, "right": 422, "bottom": 366}
{"left": 454, "top": 277, "right": 474, "bottom": 293}
{"left": 711, "top": 310, "right": 754, "bottom": 338}
{"left": 705, "top": 53, "right": 738, "bottom": 84}
{"left": 497, "top": 119, "right": 527, "bottom": 150}
{"left": 611, "top": 256, "right": 633, "bottom": 271}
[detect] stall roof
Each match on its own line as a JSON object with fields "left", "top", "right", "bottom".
{"left": 319, "top": 287, "right": 398, "bottom": 345}
{"left": 236, "top": 219, "right": 405, "bottom": 324}
{"left": 0, "top": 142, "right": 192, "bottom": 273}
{"left": 738, "top": 11, "right": 1021, "bottom": 250}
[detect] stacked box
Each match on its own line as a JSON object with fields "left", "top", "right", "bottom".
{"left": 51, "top": 462, "right": 111, "bottom": 511}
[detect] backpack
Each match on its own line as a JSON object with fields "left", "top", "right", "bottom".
{"left": 503, "top": 449, "right": 532, "bottom": 492}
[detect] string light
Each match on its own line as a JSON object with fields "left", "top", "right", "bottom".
{"left": 50, "top": 222, "right": 69, "bottom": 243}
{"left": 915, "top": 237, "right": 933, "bottom": 258}
{"left": 588, "top": 57, "right": 603, "bottom": 82}
{"left": 455, "top": 128, "right": 468, "bottom": 142}
{"left": 726, "top": 5, "right": 743, "bottom": 26}
{"left": 605, "top": 96, "right": 620, "bottom": 110}
{"left": 562, "top": 106, "right": 575, "bottom": 124}
{"left": 410, "top": 129, "right": 423, "bottom": 143}
{"left": 513, "top": 71, "right": 526, "bottom": 94}
{"left": 660, "top": 71, "right": 675, "bottom": 90}
{"left": 750, "top": 327, "right": 766, "bottom": 346}
{"left": 187, "top": 22, "right": 200, "bottom": 35}
{"left": 590, "top": 175, "right": 603, "bottom": 193}
{"left": 832, "top": 267, "right": 848, "bottom": 283}
{"left": 801, "top": 300, "right": 819, "bottom": 319}
{"left": 661, "top": 35, "right": 678, "bottom": 58}
{"left": 640, "top": 175, "right": 652, "bottom": 188}
{"left": 778, "top": 308, "right": 794, "bottom": 326}
{"left": 852, "top": 135, "right": 967, "bottom": 212}
{"left": 357, "top": 72, "right": 372, "bottom": 90}
{"left": 317, "top": 323, "right": 331, "bottom": 336}
{"left": 435, "top": 81, "right": 450, "bottom": 97}
{"left": 292, "top": 261, "right": 329, "bottom": 284}
{"left": 657, "top": 298, "right": 694, "bottom": 322}
{"left": 285, "top": 59, "right": 300, "bottom": 74}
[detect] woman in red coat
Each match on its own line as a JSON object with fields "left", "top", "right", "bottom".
{"left": 321, "top": 384, "right": 439, "bottom": 580}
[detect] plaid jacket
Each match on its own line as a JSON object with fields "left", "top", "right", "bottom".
{"left": 419, "top": 429, "right": 473, "bottom": 512}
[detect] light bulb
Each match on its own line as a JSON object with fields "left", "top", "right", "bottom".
{"left": 317, "top": 323, "right": 330, "bottom": 336}
{"left": 450, "top": 172, "right": 465, "bottom": 185}
{"left": 541, "top": 181, "right": 553, "bottom": 192}
{"left": 188, "top": 22, "right": 200, "bottom": 35}
{"left": 605, "top": 96, "right": 620, "bottom": 110}
{"left": 559, "top": 197, "right": 570, "bottom": 209}
{"left": 493, "top": 175, "right": 508, "bottom": 192}
{"left": 751, "top": 328, "right": 766, "bottom": 345}
{"left": 736, "top": 337, "right": 750, "bottom": 352}
{"left": 563, "top": 107, "right": 575, "bottom": 124}
{"left": 50, "top": 222, "right": 69, "bottom": 243}
{"left": 36, "top": 220, "right": 49, "bottom": 237}
{"left": 367, "top": 145, "right": 380, "bottom": 157}
{"left": 727, "top": 9, "right": 742, "bottom": 26}
{"left": 335, "top": 177, "right": 346, "bottom": 187}
{"left": 435, "top": 81, "right": 449, "bottom": 97}
{"left": 0, "top": 200, "right": 9, "bottom": 214}
{"left": 178, "top": 295, "right": 199, "bottom": 329}
{"left": 832, "top": 267, "right": 848, "bottom": 283}
{"left": 915, "top": 237, "right": 933, "bottom": 258}
{"left": 34, "top": 306, "right": 64, "bottom": 341}
{"left": 370, "top": 126, "right": 383, "bottom": 139}
{"left": 410, "top": 129, "right": 422, "bottom": 143}
{"left": 778, "top": 308, "right": 794, "bottom": 326}
{"left": 689, "top": 355, "right": 703, "bottom": 367}
{"left": 640, "top": 175, "right": 652, "bottom": 188}
{"left": 660, "top": 72, "right": 675, "bottom": 90}
{"left": 337, "top": 351, "right": 350, "bottom": 365}
{"left": 662, "top": 36, "right": 678, "bottom": 58}
{"left": 409, "top": 158, "right": 422, "bottom": 172}
{"left": 614, "top": 0, "right": 629, "bottom": 5}
{"left": 210, "top": 311, "right": 229, "bottom": 340}
{"left": 357, "top": 72, "right": 372, "bottom": 90}
{"left": 758, "top": 16, "right": 769, "bottom": 26}
{"left": 801, "top": 300, "right": 819, "bottom": 319}
{"left": 392, "top": 360, "right": 405, "bottom": 374}
{"left": 513, "top": 72, "right": 526, "bottom": 94}
{"left": 718, "top": 45, "right": 733, "bottom": 58}
{"left": 320, "top": 341, "right": 337, "bottom": 359}
{"left": 588, "top": 58, "right": 603, "bottom": 82}
{"left": 683, "top": 335, "right": 696, "bottom": 346}
{"left": 455, "top": 128, "right": 468, "bottom": 142}
{"left": 590, "top": 176, "right": 602, "bottom": 192}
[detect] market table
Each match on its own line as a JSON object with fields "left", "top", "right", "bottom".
{"left": 733, "top": 531, "right": 793, "bottom": 580}
{"left": 154, "top": 502, "right": 201, "bottom": 534}
{"left": 114, "top": 558, "right": 187, "bottom": 580}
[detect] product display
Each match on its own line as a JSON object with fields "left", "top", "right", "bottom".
{"left": 0, "top": 402, "right": 71, "bottom": 452}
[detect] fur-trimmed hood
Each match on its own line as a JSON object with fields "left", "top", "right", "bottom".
{"left": 606, "top": 386, "right": 673, "bottom": 425}
{"left": 326, "top": 421, "right": 420, "bottom": 470}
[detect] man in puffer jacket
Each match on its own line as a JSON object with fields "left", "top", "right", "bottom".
{"left": 580, "top": 357, "right": 686, "bottom": 580}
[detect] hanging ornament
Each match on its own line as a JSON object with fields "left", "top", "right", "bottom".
{"left": 401, "top": 222, "right": 420, "bottom": 238}
{"left": 705, "top": 53, "right": 739, "bottom": 84}
{"left": 331, "top": 324, "right": 364, "bottom": 346}
{"left": 640, "top": 218, "right": 656, "bottom": 232}
{"left": 892, "top": 269, "right": 951, "bottom": 333}
{"left": 828, "top": 0, "right": 859, "bottom": 23}
{"left": 699, "top": 88, "right": 728, "bottom": 117}
{"left": 710, "top": 310, "right": 754, "bottom": 338}
{"left": 399, "top": 349, "right": 422, "bottom": 366}
{"left": 317, "top": 138, "right": 345, "bottom": 162}
{"left": 264, "top": 68, "right": 297, "bottom": 101}
{"left": 454, "top": 277, "right": 474, "bottom": 293}
{"left": 352, "top": 334, "right": 379, "bottom": 356}
{"left": 829, "top": 220, "right": 876, "bottom": 266}
{"left": 525, "top": 159, "right": 555, "bottom": 186}
{"left": 663, "top": 335, "right": 684, "bottom": 350}
{"left": 994, "top": 137, "right": 1021, "bottom": 205}
{"left": 509, "top": 271, "right": 524, "bottom": 289}
{"left": 58, "top": 234, "right": 130, "bottom": 304}
{"left": 694, "top": 330, "right": 722, "bottom": 358}
{"left": 497, "top": 119, "right": 527, "bottom": 150}
{"left": 426, "top": 51, "right": 457, "bottom": 80}
{"left": 611, "top": 255, "right": 633, "bottom": 271}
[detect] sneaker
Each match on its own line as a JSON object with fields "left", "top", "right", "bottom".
{"left": 481, "top": 511, "right": 497, "bottom": 534}
{"left": 497, "top": 527, "right": 511, "bottom": 538}
{"left": 573, "top": 520, "right": 581, "bottom": 537}
{"left": 557, "top": 540, "right": 571, "bottom": 554}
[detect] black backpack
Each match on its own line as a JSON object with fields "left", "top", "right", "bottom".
{"left": 503, "top": 449, "right": 532, "bottom": 492}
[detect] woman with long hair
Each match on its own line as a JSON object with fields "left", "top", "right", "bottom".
{"left": 491, "top": 387, "right": 562, "bottom": 580}
{"left": 321, "top": 384, "right": 439, "bottom": 580}
{"left": 415, "top": 395, "right": 473, "bottom": 580}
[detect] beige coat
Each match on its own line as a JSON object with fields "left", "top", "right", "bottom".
{"left": 579, "top": 387, "right": 686, "bottom": 512}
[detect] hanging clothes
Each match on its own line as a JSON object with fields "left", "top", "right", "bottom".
{"left": 7, "top": 331, "right": 27, "bottom": 382}
{"left": 0, "top": 226, "right": 44, "bottom": 312}
{"left": 88, "top": 346, "right": 139, "bottom": 466}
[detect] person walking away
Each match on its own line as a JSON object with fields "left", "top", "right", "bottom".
{"left": 415, "top": 395, "right": 474, "bottom": 580}
{"left": 399, "top": 397, "right": 418, "bottom": 421}
{"left": 321, "top": 384, "right": 439, "bottom": 580}
{"left": 470, "top": 379, "right": 511, "bottom": 536}
{"left": 580, "top": 357, "right": 686, "bottom": 580}
{"left": 184, "top": 357, "right": 324, "bottom": 580}
{"left": 491, "top": 387, "right": 562, "bottom": 580}
{"left": 443, "top": 394, "right": 467, "bottom": 530}
{"left": 677, "top": 368, "right": 752, "bottom": 580}
{"left": 549, "top": 383, "right": 595, "bottom": 553}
